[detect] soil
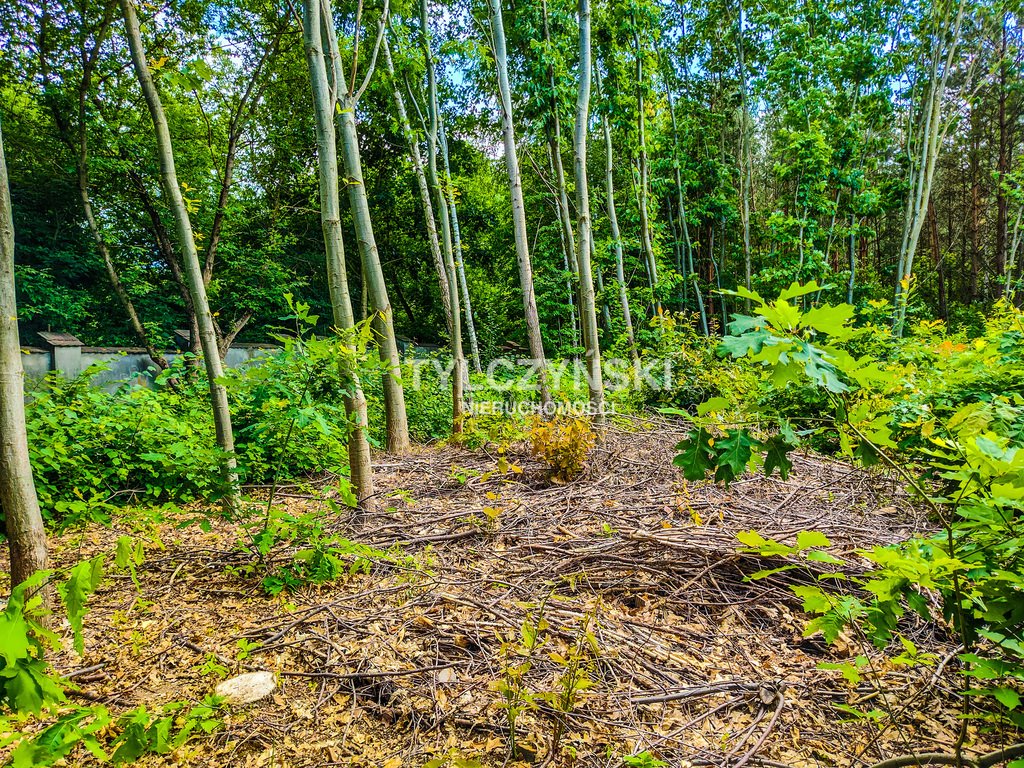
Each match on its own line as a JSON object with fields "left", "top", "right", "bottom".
{"left": 4, "top": 416, "right": 1019, "bottom": 767}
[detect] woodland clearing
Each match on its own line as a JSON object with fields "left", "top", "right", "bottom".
{"left": 6, "top": 419, "right": 1015, "bottom": 768}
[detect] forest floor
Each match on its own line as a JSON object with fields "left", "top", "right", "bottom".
{"left": 13, "top": 417, "right": 1022, "bottom": 767}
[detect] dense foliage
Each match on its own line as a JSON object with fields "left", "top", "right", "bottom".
{"left": 1, "top": 0, "right": 1020, "bottom": 358}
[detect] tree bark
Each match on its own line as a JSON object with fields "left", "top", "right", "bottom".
{"left": 631, "top": 21, "right": 659, "bottom": 314}
{"left": 338, "top": 105, "right": 411, "bottom": 452}
{"left": 320, "top": 0, "right": 410, "bottom": 454}
{"left": 666, "top": 83, "right": 708, "bottom": 335}
{"left": 597, "top": 68, "right": 638, "bottom": 362}
{"left": 419, "top": 1, "right": 466, "bottom": 432}
{"left": 928, "top": 200, "right": 948, "bottom": 321}
{"left": 736, "top": 0, "right": 753, "bottom": 304}
{"left": 438, "top": 113, "right": 482, "bottom": 373}
{"left": 573, "top": 0, "right": 603, "bottom": 419}
{"left": 489, "top": 0, "right": 552, "bottom": 406}
{"left": 893, "top": 0, "right": 967, "bottom": 336}
{"left": 0, "top": 118, "right": 49, "bottom": 591}
{"left": 121, "top": 0, "right": 240, "bottom": 509}
{"left": 995, "top": 15, "right": 1009, "bottom": 295}
{"left": 542, "top": 0, "right": 578, "bottom": 320}
{"left": 381, "top": 38, "right": 452, "bottom": 337}
{"left": 302, "top": 0, "right": 375, "bottom": 509}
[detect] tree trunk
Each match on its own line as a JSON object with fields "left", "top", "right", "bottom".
{"left": 337, "top": 104, "right": 411, "bottom": 452}
{"left": 0, "top": 118, "right": 49, "bottom": 591}
{"left": 78, "top": 149, "right": 168, "bottom": 370}
{"left": 121, "top": 0, "right": 239, "bottom": 509}
{"left": 489, "top": 0, "right": 552, "bottom": 406}
{"left": 438, "top": 113, "right": 482, "bottom": 373}
{"left": 631, "top": 27, "right": 659, "bottom": 314}
{"left": 736, "top": 0, "right": 753, "bottom": 304}
{"left": 594, "top": 241, "right": 612, "bottom": 330}
{"left": 969, "top": 104, "right": 981, "bottom": 302}
{"left": 666, "top": 84, "right": 708, "bottom": 335}
{"left": 574, "top": 0, "right": 603, "bottom": 419}
{"left": 847, "top": 213, "right": 857, "bottom": 305}
{"left": 928, "top": 200, "right": 948, "bottom": 321}
{"left": 995, "top": 15, "right": 1009, "bottom": 295}
{"left": 597, "top": 69, "right": 638, "bottom": 362}
{"left": 542, "top": 0, "right": 578, "bottom": 318}
{"left": 302, "top": 0, "right": 375, "bottom": 509}
{"left": 893, "top": 0, "right": 967, "bottom": 336}
{"left": 420, "top": 0, "right": 465, "bottom": 433}
{"left": 381, "top": 39, "right": 452, "bottom": 338}
{"left": 39, "top": 13, "right": 168, "bottom": 372}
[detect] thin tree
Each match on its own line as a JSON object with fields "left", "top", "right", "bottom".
{"left": 542, "top": 0, "right": 578, "bottom": 305}
{"left": 596, "top": 66, "right": 638, "bottom": 362}
{"left": 323, "top": 0, "right": 411, "bottom": 452}
{"left": 665, "top": 76, "right": 708, "bottom": 335}
{"left": 736, "top": 0, "right": 753, "bottom": 304}
{"left": 382, "top": 36, "right": 453, "bottom": 338}
{"left": 35, "top": 3, "right": 168, "bottom": 370}
{"left": 419, "top": 0, "right": 466, "bottom": 431}
{"left": 893, "top": 0, "right": 968, "bottom": 336}
{"left": 438, "top": 112, "right": 483, "bottom": 373}
{"left": 630, "top": 15, "right": 660, "bottom": 313}
{"left": 303, "top": 0, "right": 375, "bottom": 508}
{"left": 573, "top": 0, "right": 603, "bottom": 418}
{"left": 121, "top": 0, "right": 240, "bottom": 508}
{"left": 488, "top": 0, "right": 552, "bottom": 407}
{"left": 0, "top": 117, "right": 48, "bottom": 590}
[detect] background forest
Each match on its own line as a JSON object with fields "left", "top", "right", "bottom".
{"left": 2, "top": 0, "right": 1021, "bottom": 359}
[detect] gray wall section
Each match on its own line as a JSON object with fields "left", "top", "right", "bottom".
{"left": 20, "top": 344, "right": 274, "bottom": 390}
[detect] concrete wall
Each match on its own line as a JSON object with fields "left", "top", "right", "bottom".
{"left": 20, "top": 343, "right": 274, "bottom": 391}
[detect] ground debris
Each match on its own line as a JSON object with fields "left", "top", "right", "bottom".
{"left": 15, "top": 416, "right": 1013, "bottom": 767}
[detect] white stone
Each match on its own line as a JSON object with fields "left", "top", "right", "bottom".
{"left": 215, "top": 671, "right": 277, "bottom": 705}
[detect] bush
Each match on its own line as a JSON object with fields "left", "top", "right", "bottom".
{"left": 24, "top": 367, "right": 224, "bottom": 523}
{"left": 529, "top": 416, "right": 596, "bottom": 482}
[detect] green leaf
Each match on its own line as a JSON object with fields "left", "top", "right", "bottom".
{"left": 796, "top": 531, "right": 832, "bottom": 549}
{"left": 59, "top": 555, "right": 105, "bottom": 655}
{"left": 763, "top": 435, "right": 795, "bottom": 480}
{"left": 791, "top": 585, "right": 833, "bottom": 614}
{"left": 714, "top": 429, "right": 759, "bottom": 484}
{"left": 778, "top": 280, "right": 828, "bottom": 301}
{"left": 806, "top": 550, "right": 844, "bottom": 564}
{"left": 673, "top": 429, "right": 716, "bottom": 481}
{"left": 800, "top": 303, "right": 855, "bottom": 337}
{"left": 720, "top": 328, "right": 773, "bottom": 358}
{"left": 992, "top": 687, "right": 1022, "bottom": 711}
{"left": 696, "top": 397, "right": 731, "bottom": 417}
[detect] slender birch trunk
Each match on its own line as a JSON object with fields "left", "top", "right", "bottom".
{"left": 631, "top": 22, "right": 659, "bottom": 313}
{"left": 666, "top": 84, "right": 708, "bottom": 335}
{"left": 893, "top": 0, "right": 967, "bottom": 336}
{"left": 574, "top": 0, "right": 603, "bottom": 419}
{"left": 438, "top": 113, "right": 482, "bottom": 373}
{"left": 320, "top": 0, "right": 410, "bottom": 453}
{"left": 303, "top": 0, "right": 375, "bottom": 509}
{"left": 597, "top": 68, "right": 638, "bottom": 362}
{"left": 337, "top": 105, "right": 410, "bottom": 451}
{"left": 542, "top": 0, "right": 578, "bottom": 304}
{"left": 420, "top": 0, "right": 465, "bottom": 432}
{"left": 381, "top": 39, "right": 452, "bottom": 337}
{"left": 489, "top": 0, "right": 552, "bottom": 406}
{"left": 846, "top": 209, "right": 859, "bottom": 305}
{"left": 594, "top": 241, "right": 612, "bottom": 330}
{"left": 121, "top": 0, "right": 240, "bottom": 510}
{"left": 548, "top": 143, "right": 581, "bottom": 354}
{"left": 0, "top": 119, "right": 48, "bottom": 592}
{"left": 736, "top": 0, "right": 753, "bottom": 304}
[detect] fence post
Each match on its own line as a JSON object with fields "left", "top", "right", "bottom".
{"left": 37, "top": 332, "right": 83, "bottom": 378}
